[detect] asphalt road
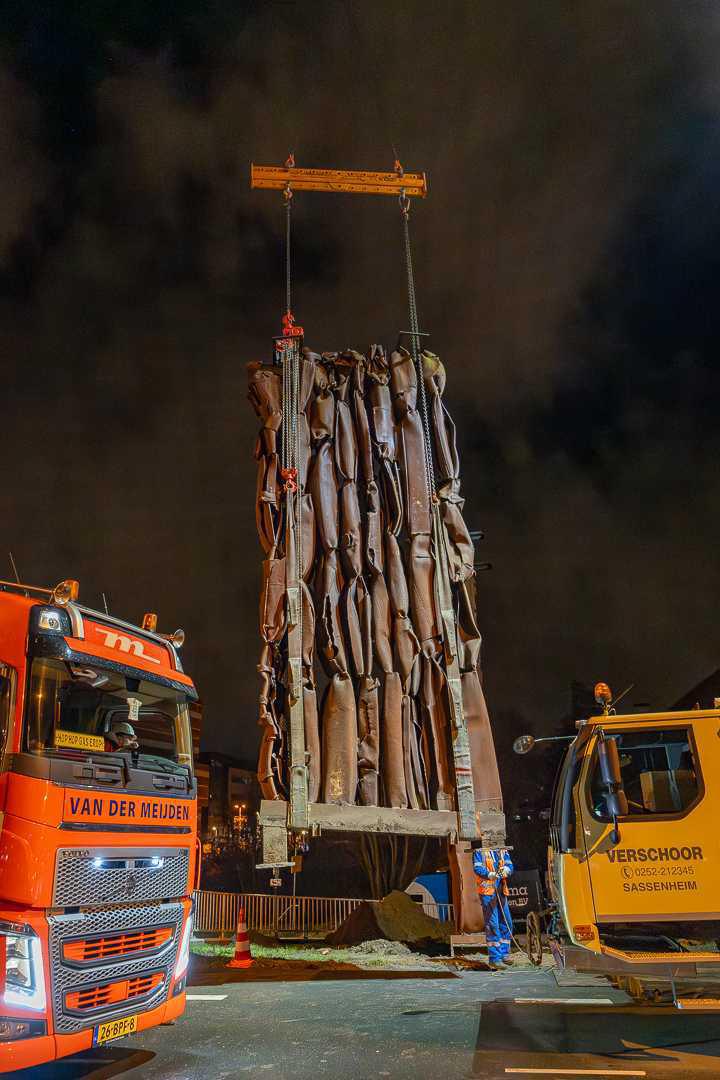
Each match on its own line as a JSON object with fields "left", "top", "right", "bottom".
{"left": 14, "top": 964, "right": 720, "bottom": 1079}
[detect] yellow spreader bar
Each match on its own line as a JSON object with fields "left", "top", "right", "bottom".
{"left": 251, "top": 164, "right": 427, "bottom": 198}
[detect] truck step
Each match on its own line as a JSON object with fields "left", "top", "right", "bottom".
{"left": 603, "top": 946, "right": 720, "bottom": 963}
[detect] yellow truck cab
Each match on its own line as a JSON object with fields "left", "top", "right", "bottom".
{"left": 545, "top": 704, "right": 720, "bottom": 1006}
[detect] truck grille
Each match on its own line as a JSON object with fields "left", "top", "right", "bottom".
{"left": 48, "top": 902, "right": 183, "bottom": 1034}
{"left": 65, "top": 972, "right": 165, "bottom": 1016}
{"left": 53, "top": 847, "right": 190, "bottom": 906}
{"left": 63, "top": 926, "right": 173, "bottom": 966}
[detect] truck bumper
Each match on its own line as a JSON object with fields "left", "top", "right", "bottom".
{"left": 0, "top": 989, "right": 186, "bottom": 1073}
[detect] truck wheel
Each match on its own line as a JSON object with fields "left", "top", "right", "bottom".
{"left": 526, "top": 911, "right": 543, "bottom": 966}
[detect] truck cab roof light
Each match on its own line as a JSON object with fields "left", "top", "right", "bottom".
{"left": 142, "top": 613, "right": 158, "bottom": 632}
{"left": 35, "top": 606, "right": 73, "bottom": 635}
{"left": 51, "top": 579, "right": 79, "bottom": 606}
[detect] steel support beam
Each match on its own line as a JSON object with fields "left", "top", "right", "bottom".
{"left": 259, "top": 799, "right": 505, "bottom": 844}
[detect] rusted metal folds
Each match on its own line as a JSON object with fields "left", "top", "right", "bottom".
{"left": 248, "top": 345, "right": 502, "bottom": 823}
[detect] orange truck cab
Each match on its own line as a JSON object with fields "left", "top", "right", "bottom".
{"left": 0, "top": 579, "right": 199, "bottom": 1071}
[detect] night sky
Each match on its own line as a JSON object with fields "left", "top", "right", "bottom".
{"left": 2, "top": 2, "right": 720, "bottom": 784}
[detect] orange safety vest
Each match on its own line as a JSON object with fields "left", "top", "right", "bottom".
{"left": 476, "top": 851, "right": 510, "bottom": 898}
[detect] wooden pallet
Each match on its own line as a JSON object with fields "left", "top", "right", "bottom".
{"left": 449, "top": 933, "right": 486, "bottom": 959}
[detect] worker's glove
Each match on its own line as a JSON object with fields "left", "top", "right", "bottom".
{"left": 499, "top": 868, "right": 509, "bottom": 878}
{"left": 487, "top": 871, "right": 498, "bottom": 879}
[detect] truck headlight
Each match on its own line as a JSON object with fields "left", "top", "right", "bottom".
{"left": 174, "top": 915, "right": 193, "bottom": 981}
{"left": 1, "top": 929, "right": 46, "bottom": 1012}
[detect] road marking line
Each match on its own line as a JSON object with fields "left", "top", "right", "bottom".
{"left": 504, "top": 1070, "right": 646, "bottom": 1077}
{"left": 186, "top": 994, "right": 228, "bottom": 1001}
{"left": 513, "top": 998, "right": 615, "bottom": 1006}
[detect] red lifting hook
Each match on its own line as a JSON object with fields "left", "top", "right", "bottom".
{"left": 280, "top": 467, "right": 298, "bottom": 493}
{"left": 281, "top": 310, "right": 304, "bottom": 338}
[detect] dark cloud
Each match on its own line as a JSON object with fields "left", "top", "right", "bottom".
{"left": 2, "top": 1, "right": 720, "bottom": 762}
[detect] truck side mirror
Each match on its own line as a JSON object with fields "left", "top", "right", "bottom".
{"left": 513, "top": 735, "right": 535, "bottom": 755}
{"left": 597, "top": 736, "right": 628, "bottom": 841}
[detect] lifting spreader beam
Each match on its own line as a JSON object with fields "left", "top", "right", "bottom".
{"left": 251, "top": 163, "right": 427, "bottom": 198}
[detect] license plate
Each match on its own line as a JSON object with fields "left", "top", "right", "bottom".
{"left": 93, "top": 1014, "right": 138, "bottom": 1045}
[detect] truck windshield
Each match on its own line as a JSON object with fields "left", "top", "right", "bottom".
{"left": 24, "top": 658, "right": 192, "bottom": 777}
{"left": 589, "top": 727, "right": 700, "bottom": 818}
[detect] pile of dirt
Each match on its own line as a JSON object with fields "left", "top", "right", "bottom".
{"left": 347, "top": 939, "right": 412, "bottom": 956}
{"left": 248, "top": 929, "right": 279, "bottom": 947}
{"left": 329, "top": 891, "right": 450, "bottom": 949}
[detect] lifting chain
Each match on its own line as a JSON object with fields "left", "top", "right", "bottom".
{"left": 284, "top": 183, "right": 293, "bottom": 320}
{"left": 400, "top": 189, "right": 477, "bottom": 839}
{"left": 400, "top": 193, "right": 436, "bottom": 502}
{"left": 279, "top": 194, "right": 301, "bottom": 575}
{"left": 280, "top": 183, "right": 302, "bottom": 581}
{"left": 280, "top": 168, "right": 307, "bottom": 829}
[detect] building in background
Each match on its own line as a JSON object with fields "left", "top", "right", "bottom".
{"left": 190, "top": 700, "right": 211, "bottom": 831}
{"left": 197, "top": 751, "right": 260, "bottom": 849}
{"left": 188, "top": 699, "right": 260, "bottom": 852}
{"left": 675, "top": 669, "right": 720, "bottom": 711}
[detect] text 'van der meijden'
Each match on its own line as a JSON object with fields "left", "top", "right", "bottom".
{"left": 68, "top": 796, "right": 190, "bottom": 821}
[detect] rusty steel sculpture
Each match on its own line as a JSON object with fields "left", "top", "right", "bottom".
{"left": 248, "top": 345, "right": 502, "bottom": 822}
{"left": 249, "top": 160, "right": 505, "bottom": 934}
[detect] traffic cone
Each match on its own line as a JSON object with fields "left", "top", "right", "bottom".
{"left": 227, "top": 903, "right": 253, "bottom": 969}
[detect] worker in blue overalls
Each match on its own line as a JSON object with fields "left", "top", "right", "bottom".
{"left": 473, "top": 847, "right": 514, "bottom": 970}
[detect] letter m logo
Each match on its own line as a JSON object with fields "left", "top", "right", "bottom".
{"left": 96, "top": 629, "right": 161, "bottom": 665}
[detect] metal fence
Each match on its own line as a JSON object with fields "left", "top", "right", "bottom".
{"left": 193, "top": 890, "right": 454, "bottom": 938}
{"left": 194, "top": 889, "right": 245, "bottom": 937}
{"left": 425, "top": 902, "right": 453, "bottom": 924}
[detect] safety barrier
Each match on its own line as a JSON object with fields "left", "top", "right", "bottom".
{"left": 193, "top": 890, "right": 454, "bottom": 938}
{"left": 194, "top": 889, "right": 245, "bottom": 937}
{"left": 426, "top": 902, "right": 453, "bottom": 924}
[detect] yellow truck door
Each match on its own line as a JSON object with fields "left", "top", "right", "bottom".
{"left": 577, "top": 716, "right": 716, "bottom": 927}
